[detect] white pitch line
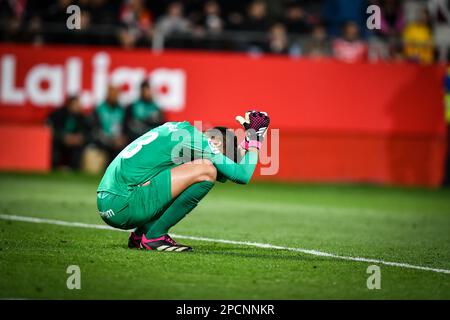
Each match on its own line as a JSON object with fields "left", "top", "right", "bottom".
{"left": 1, "top": 213, "right": 450, "bottom": 275}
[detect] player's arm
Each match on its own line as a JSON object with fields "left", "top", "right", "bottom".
{"left": 215, "top": 134, "right": 247, "bottom": 183}
{"left": 210, "top": 148, "right": 259, "bottom": 184}
{"left": 211, "top": 111, "right": 270, "bottom": 184}
{"left": 186, "top": 127, "right": 258, "bottom": 184}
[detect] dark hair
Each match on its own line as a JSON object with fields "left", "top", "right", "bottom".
{"left": 140, "top": 80, "right": 150, "bottom": 90}
{"left": 205, "top": 126, "right": 240, "bottom": 163}
{"left": 65, "top": 94, "right": 79, "bottom": 106}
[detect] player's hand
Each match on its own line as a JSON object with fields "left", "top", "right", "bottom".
{"left": 235, "top": 110, "right": 270, "bottom": 149}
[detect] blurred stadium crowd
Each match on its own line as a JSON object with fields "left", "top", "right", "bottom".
{"left": 1, "top": 0, "right": 450, "bottom": 63}
{"left": 1, "top": 0, "right": 449, "bottom": 182}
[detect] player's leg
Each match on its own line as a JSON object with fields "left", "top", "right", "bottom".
{"left": 133, "top": 159, "right": 215, "bottom": 232}
{"left": 144, "top": 170, "right": 215, "bottom": 235}
{"left": 138, "top": 159, "right": 216, "bottom": 251}
{"left": 169, "top": 158, "right": 217, "bottom": 199}
{"left": 130, "top": 159, "right": 216, "bottom": 251}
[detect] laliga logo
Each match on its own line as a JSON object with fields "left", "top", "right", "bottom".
{"left": 0, "top": 52, "right": 186, "bottom": 111}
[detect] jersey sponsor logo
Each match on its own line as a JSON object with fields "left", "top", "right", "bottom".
{"left": 99, "top": 209, "right": 115, "bottom": 219}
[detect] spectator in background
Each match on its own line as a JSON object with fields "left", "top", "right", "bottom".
{"left": 402, "top": 8, "right": 434, "bottom": 64}
{"left": 243, "top": 0, "right": 270, "bottom": 53}
{"left": 333, "top": 21, "right": 368, "bottom": 63}
{"left": 224, "top": 1, "right": 249, "bottom": 31}
{"left": 43, "top": 0, "right": 73, "bottom": 43}
{"left": 155, "top": 1, "right": 191, "bottom": 38}
{"left": 367, "top": 0, "right": 405, "bottom": 61}
{"left": 323, "top": 0, "right": 368, "bottom": 38}
{"left": 0, "top": 0, "right": 28, "bottom": 43}
{"left": 391, "top": 40, "right": 405, "bottom": 62}
{"left": 47, "top": 95, "right": 90, "bottom": 170}
{"left": 377, "top": 0, "right": 405, "bottom": 38}
{"left": 118, "top": 0, "right": 153, "bottom": 48}
{"left": 201, "top": 0, "right": 224, "bottom": 35}
{"left": 284, "top": 2, "right": 313, "bottom": 34}
{"left": 428, "top": 0, "right": 450, "bottom": 63}
{"left": 89, "top": 0, "right": 119, "bottom": 25}
{"left": 265, "top": 22, "right": 300, "bottom": 55}
{"left": 242, "top": 0, "right": 270, "bottom": 32}
{"left": 92, "top": 86, "right": 128, "bottom": 163}
{"left": 44, "top": 0, "right": 71, "bottom": 24}
{"left": 187, "top": 1, "right": 225, "bottom": 50}
{"left": 125, "top": 80, "right": 165, "bottom": 142}
{"left": 307, "top": 24, "right": 331, "bottom": 58}
{"left": 66, "top": 9, "right": 98, "bottom": 45}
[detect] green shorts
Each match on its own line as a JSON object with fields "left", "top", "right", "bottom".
{"left": 97, "top": 169, "right": 172, "bottom": 230}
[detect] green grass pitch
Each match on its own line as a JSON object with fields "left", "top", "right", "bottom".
{"left": 0, "top": 172, "right": 449, "bottom": 299}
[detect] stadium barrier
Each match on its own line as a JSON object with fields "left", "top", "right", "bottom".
{"left": 0, "top": 124, "right": 51, "bottom": 172}
{"left": 0, "top": 44, "right": 446, "bottom": 186}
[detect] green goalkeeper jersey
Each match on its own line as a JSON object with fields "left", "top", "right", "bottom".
{"left": 97, "top": 121, "right": 258, "bottom": 197}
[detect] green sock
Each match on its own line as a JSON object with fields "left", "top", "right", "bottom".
{"left": 135, "top": 220, "right": 157, "bottom": 237}
{"left": 145, "top": 181, "right": 214, "bottom": 238}
{"left": 134, "top": 201, "right": 173, "bottom": 237}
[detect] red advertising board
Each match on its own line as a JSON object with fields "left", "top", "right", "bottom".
{"left": 0, "top": 44, "right": 447, "bottom": 186}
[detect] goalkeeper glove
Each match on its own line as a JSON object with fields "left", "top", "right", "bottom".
{"left": 235, "top": 110, "right": 270, "bottom": 150}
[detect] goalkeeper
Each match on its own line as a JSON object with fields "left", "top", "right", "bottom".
{"left": 97, "top": 111, "right": 270, "bottom": 252}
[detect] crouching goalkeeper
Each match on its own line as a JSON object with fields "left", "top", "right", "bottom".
{"left": 96, "top": 111, "right": 270, "bottom": 252}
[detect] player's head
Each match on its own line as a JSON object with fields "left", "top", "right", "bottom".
{"left": 66, "top": 95, "right": 81, "bottom": 114}
{"left": 106, "top": 85, "right": 120, "bottom": 106}
{"left": 140, "top": 80, "right": 152, "bottom": 101}
{"left": 205, "top": 126, "right": 240, "bottom": 162}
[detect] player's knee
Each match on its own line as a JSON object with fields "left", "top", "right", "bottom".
{"left": 197, "top": 160, "right": 217, "bottom": 182}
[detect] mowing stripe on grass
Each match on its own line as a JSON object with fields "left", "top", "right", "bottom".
{"left": 1, "top": 213, "right": 450, "bottom": 275}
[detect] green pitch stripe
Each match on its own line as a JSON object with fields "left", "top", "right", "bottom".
{"left": 1, "top": 213, "right": 449, "bottom": 275}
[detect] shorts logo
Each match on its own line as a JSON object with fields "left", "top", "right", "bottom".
{"left": 99, "top": 209, "right": 115, "bottom": 219}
